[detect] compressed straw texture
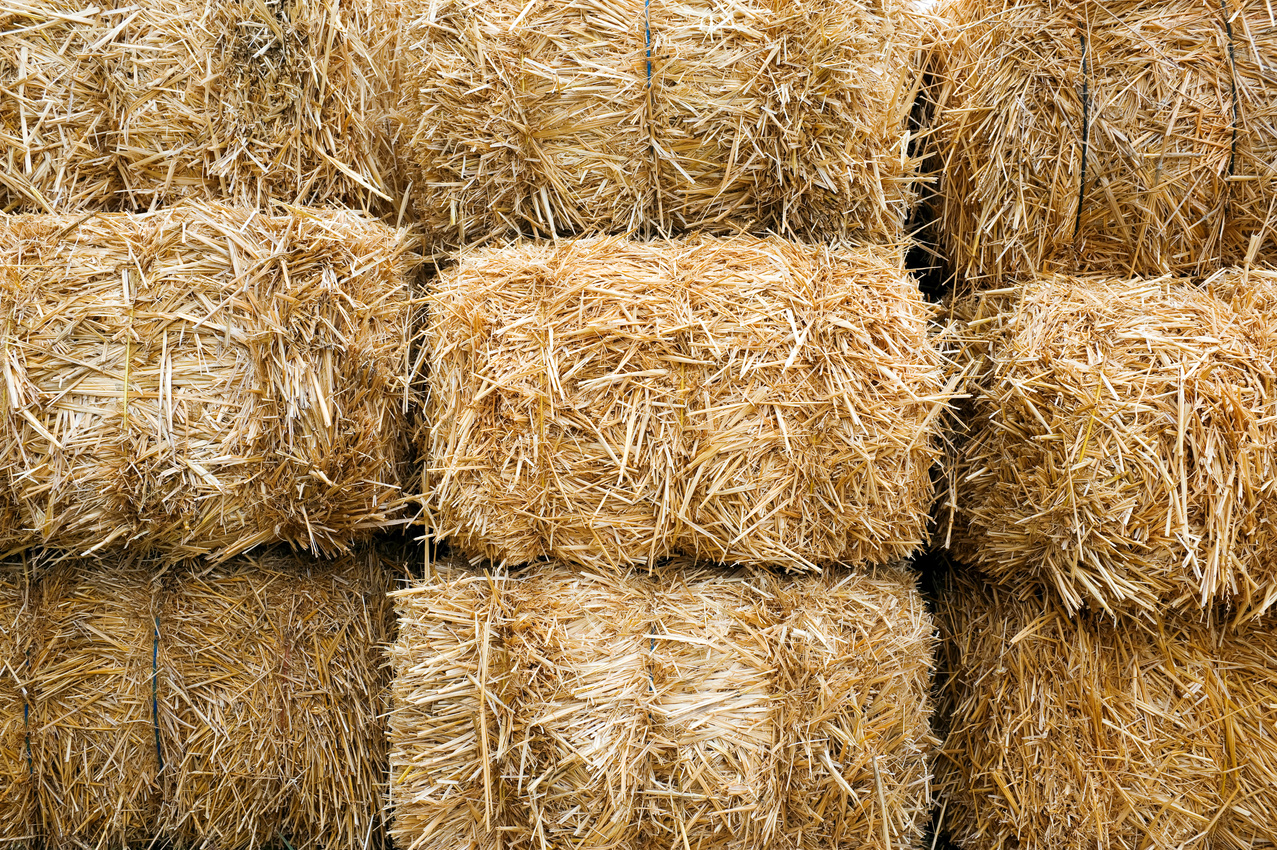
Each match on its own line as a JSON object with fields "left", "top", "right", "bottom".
{"left": 399, "top": 0, "right": 925, "bottom": 249}
{"left": 425, "top": 235, "right": 949, "bottom": 571}
{"left": 0, "top": 0, "right": 397, "bottom": 213}
{"left": 949, "top": 270, "right": 1277, "bottom": 619}
{"left": 389, "top": 563, "right": 937, "bottom": 850}
{"left": 936, "top": 570, "right": 1277, "bottom": 850}
{"left": 0, "top": 550, "right": 392, "bottom": 850}
{"left": 0, "top": 201, "right": 414, "bottom": 562}
{"left": 0, "top": 563, "right": 34, "bottom": 844}
{"left": 929, "top": 0, "right": 1277, "bottom": 284}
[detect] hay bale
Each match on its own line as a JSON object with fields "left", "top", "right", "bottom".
{"left": 160, "top": 551, "right": 392, "bottom": 849}
{"left": 0, "top": 201, "right": 413, "bottom": 562}
{"left": 0, "top": 0, "right": 396, "bottom": 213}
{"left": 950, "top": 270, "right": 1277, "bottom": 618}
{"left": 30, "top": 564, "right": 161, "bottom": 849}
{"left": 0, "top": 561, "right": 35, "bottom": 844}
{"left": 935, "top": 569, "right": 1277, "bottom": 850}
{"left": 929, "top": 0, "right": 1277, "bottom": 284}
{"left": 425, "top": 235, "right": 947, "bottom": 571}
{"left": 389, "top": 563, "right": 937, "bottom": 850}
{"left": 399, "top": 0, "right": 925, "bottom": 249}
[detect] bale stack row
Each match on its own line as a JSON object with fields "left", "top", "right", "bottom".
{"left": 0, "top": 550, "right": 392, "bottom": 850}
{"left": 928, "top": 0, "right": 1277, "bottom": 845}
{"left": 390, "top": 565, "right": 936, "bottom": 850}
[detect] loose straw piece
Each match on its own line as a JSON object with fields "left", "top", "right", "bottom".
{"left": 948, "top": 269, "right": 1277, "bottom": 619}
{"left": 424, "top": 234, "right": 950, "bottom": 572}
{"left": 0, "top": 200, "right": 415, "bottom": 563}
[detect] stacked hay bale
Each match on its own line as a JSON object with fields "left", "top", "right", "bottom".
{"left": 388, "top": 564, "right": 937, "bottom": 850}
{"left": 948, "top": 269, "right": 1277, "bottom": 618}
{"left": 935, "top": 572, "right": 1277, "bottom": 850}
{"left": 398, "top": 0, "right": 927, "bottom": 248}
{"left": 0, "top": 550, "right": 392, "bottom": 848}
{"left": 425, "top": 235, "right": 949, "bottom": 571}
{"left": 0, "top": 201, "right": 414, "bottom": 562}
{"left": 928, "top": 0, "right": 1277, "bottom": 284}
{"left": 0, "top": 0, "right": 398, "bottom": 213}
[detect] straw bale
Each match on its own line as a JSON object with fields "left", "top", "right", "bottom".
{"left": 389, "top": 563, "right": 936, "bottom": 850}
{"left": 930, "top": 0, "right": 1277, "bottom": 284}
{"left": 160, "top": 551, "right": 391, "bottom": 850}
{"left": 0, "top": 561, "right": 35, "bottom": 844}
{"left": 400, "top": 0, "right": 924, "bottom": 249}
{"left": 29, "top": 564, "right": 161, "bottom": 849}
{"left": 0, "top": 201, "right": 414, "bottom": 562}
{"left": 936, "top": 570, "right": 1277, "bottom": 850}
{"left": 425, "top": 235, "right": 948, "bottom": 571}
{"left": 950, "top": 270, "right": 1277, "bottom": 618}
{"left": 0, "top": 0, "right": 396, "bottom": 213}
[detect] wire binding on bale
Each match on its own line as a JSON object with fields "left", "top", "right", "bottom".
{"left": 0, "top": 550, "right": 392, "bottom": 850}
{"left": 0, "top": 200, "right": 414, "bottom": 563}
{"left": 936, "top": 569, "right": 1277, "bottom": 850}
{"left": 928, "top": 0, "right": 1277, "bottom": 284}
{"left": 389, "top": 562, "right": 936, "bottom": 850}
{"left": 0, "top": 0, "right": 398, "bottom": 213}
{"left": 399, "top": 0, "right": 926, "bottom": 250}
{"left": 949, "top": 270, "right": 1277, "bottom": 619}
{"left": 425, "top": 235, "right": 951, "bottom": 572}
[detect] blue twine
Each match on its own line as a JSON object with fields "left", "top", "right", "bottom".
{"left": 644, "top": 0, "right": 652, "bottom": 86}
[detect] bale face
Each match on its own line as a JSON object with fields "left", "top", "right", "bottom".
{"left": 936, "top": 572, "right": 1273, "bottom": 850}
{"left": 930, "top": 0, "right": 1277, "bottom": 283}
{"left": 0, "top": 202, "right": 413, "bottom": 562}
{"left": 426, "top": 236, "right": 946, "bottom": 571}
{"left": 952, "top": 270, "right": 1277, "bottom": 618}
{"left": 401, "top": 0, "right": 922, "bottom": 248}
{"left": 31, "top": 566, "right": 161, "bottom": 849}
{"left": 389, "top": 564, "right": 937, "bottom": 850}
{"left": 645, "top": 575, "right": 777, "bottom": 850}
{"left": 0, "top": 0, "right": 396, "bottom": 213}
{"left": 0, "top": 564, "right": 35, "bottom": 844}
{"left": 387, "top": 573, "right": 513, "bottom": 850}
{"left": 160, "top": 553, "right": 391, "bottom": 850}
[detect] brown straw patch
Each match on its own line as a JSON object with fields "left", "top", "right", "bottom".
{"left": 951, "top": 270, "right": 1277, "bottom": 619}
{"left": 0, "top": 560, "right": 35, "bottom": 843}
{"left": 30, "top": 564, "right": 161, "bottom": 849}
{"left": 935, "top": 570, "right": 1277, "bottom": 850}
{"left": 160, "top": 551, "right": 392, "bottom": 850}
{"left": 399, "top": 0, "right": 924, "bottom": 248}
{"left": 0, "top": 0, "right": 397, "bottom": 213}
{"left": 425, "top": 235, "right": 948, "bottom": 571}
{"left": 389, "top": 563, "right": 936, "bottom": 850}
{"left": 0, "top": 201, "right": 414, "bottom": 562}
{"left": 930, "top": 0, "right": 1277, "bottom": 284}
